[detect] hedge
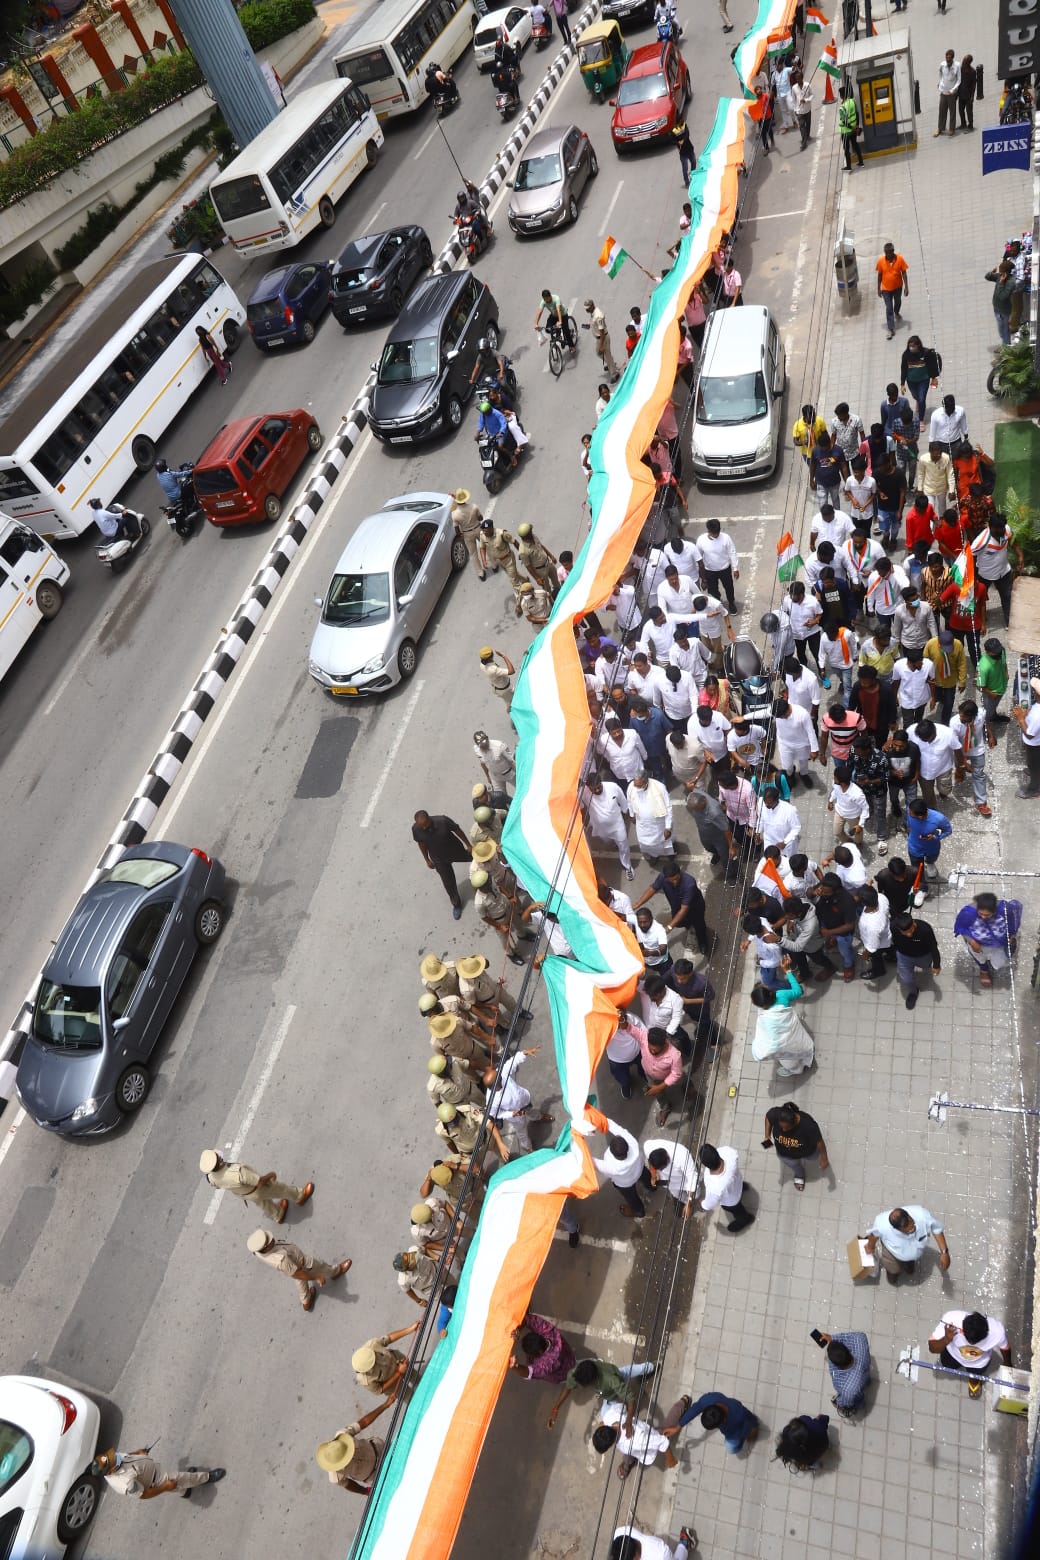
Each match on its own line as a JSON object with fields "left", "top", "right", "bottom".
{"left": 0, "top": 0, "right": 316, "bottom": 211}
{"left": 0, "top": 259, "right": 57, "bottom": 329}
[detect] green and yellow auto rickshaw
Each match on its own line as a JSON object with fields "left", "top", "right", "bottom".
{"left": 577, "top": 19, "right": 629, "bottom": 101}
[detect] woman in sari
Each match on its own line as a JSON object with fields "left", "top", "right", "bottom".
{"left": 750, "top": 960, "right": 815, "bottom": 1076}
{"left": 953, "top": 893, "right": 1022, "bottom": 988}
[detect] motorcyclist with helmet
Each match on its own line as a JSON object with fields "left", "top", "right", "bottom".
{"left": 155, "top": 457, "right": 193, "bottom": 506}
{"left": 453, "top": 181, "right": 488, "bottom": 249}
{"left": 470, "top": 337, "right": 512, "bottom": 398}
{"left": 425, "top": 60, "right": 458, "bottom": 105}
{"left": 476, "top": 399, "right": 518, "bottom": 470}
{"left": 491, "top": 29, "right": 521, "bottom": 110}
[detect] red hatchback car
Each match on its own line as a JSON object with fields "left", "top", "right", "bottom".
{"left": 194, "top": 409, "right": 322, "bottom": 526}
{"left": 610, "top": 40, "right": 690, "bottom": 152}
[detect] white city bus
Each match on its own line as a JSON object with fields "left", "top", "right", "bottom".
{"left": 332, "top": 0, "right": 479, "bottom": 119}
{"left": 0, "top": 253, "right": 246, "bottom": 541}
{"left": 209, "top": 79, "right": 383, "bottom": 254}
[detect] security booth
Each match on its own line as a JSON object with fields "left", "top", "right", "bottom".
{"left": 838, "top": 27, "right": 916, "bottom": 158}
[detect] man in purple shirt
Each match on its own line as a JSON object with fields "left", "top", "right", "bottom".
{"left": 510, "top": 1312, "right": 576, "bottom": 1383}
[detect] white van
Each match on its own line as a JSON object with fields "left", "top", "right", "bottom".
{"left": 0, "top": 519, "right": 69, "bottom": 683}
{"left": 690, "top": 304, "right": 786, "bottom": 483}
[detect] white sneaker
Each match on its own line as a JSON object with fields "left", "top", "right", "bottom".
{"left": 877, "top": 841, "right": 888, "bottom": 855}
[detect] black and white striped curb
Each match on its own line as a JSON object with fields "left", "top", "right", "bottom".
{"left": 0, "top": 10, "right": 601, "bottom": 1100}
{"left": 433, "top": 2, "right": 601, "bottom": 273}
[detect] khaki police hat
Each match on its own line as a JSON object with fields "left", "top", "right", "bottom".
{"left": 436, "top": 1102, "right": 458, "bottom": 1122}
{"left": 420, "top": 954, "right": 448, "bottom": 983}
{"left": 470, "top": 869, "right": 490, "bottom": 888}
{"left": 517, "top": 522, "right": 532, "bottom": 537}
{"left": 454, "top": 487, "right": 471, "bottom": 503}
{"left": 247, "top": 1229, "right": 271, "bottom": 1253}
{"left": 199, "top": 1148, "right": 220, "bottom": 1174}
{"left": 352, "top": 1344, "right": 377, "bottom": 1374}
{"left": 472, "top": 839, "right": 498, "bottom": 864}
{"left": 472, "top": 782, "right": 488, "bottom": 798}
{"left": 519, "top": 581, "right": 534, "bottom": 594}
{"left": 411, "top": 1202, "right": 432, "bottom": 1224}
{"left": 473, "top": 805, "right": 493, "bottom": 822}
{"left": 456, "top": 955, "right": 487, "bottom": 979}
{"left": 479, "top": 646, "right": 494, "bottom": 660}
{"left": 428, "top": 1054, "right": 447, "bottom": 1075}
{"left": 316, "top": 1432, "right": 356, "bottom": 1472}
{"left": 418, "top": 992, "right": 439, "bottom": 1014}
{"left": 429, "top": 1013, "right": 457, "bottom": 1040}
{"left": 430, "top": 1164, "right": 453, "bottom": 1187}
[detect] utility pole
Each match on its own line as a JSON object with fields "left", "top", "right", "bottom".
{"left": 169, "top": 0, "right": 278, "bottom": 150}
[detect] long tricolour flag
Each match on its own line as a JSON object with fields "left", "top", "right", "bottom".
{"left": 777, "top": 531, "right": 804, "bottom": 582}
{"left": 949, "top": 545, "right": 976, "bottom": 614}
{"left": 598, "top": 235, "right": 628, "bottom": 279}
{"left": 805, "top": 7, "right": 829, "bottom": 33}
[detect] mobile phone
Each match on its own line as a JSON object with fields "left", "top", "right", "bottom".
{"left": 761, "top": 1138, "right": 773, "bottom": 1149}
{"left": 810, "top": 1329, "right": 826, "bottom": 1348}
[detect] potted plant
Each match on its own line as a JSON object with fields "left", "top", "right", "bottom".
{"left": 987, "top": 332, "right": 1040, "bottom": 414}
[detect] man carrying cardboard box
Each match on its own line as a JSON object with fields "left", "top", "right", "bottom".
{"left": 862, "top": 1204, "right": 950, "bottom": 1285}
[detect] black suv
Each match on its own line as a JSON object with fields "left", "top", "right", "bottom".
{"left": 367, "top": 272, "right": 499, "bottom": 444}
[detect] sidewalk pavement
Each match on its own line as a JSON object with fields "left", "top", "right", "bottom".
{"left": 663, "top": 4, "right": 1037, "bottom": 1557}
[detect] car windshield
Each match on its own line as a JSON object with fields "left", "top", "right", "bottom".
{"left": 0, "top": 1422, "right": 33, "bottom": 1496}
{"left": 618, "top": 71, "right": 668, "bottom": 106}
{"left": 32, "top": 980, "right": 103, "bottom": 1050}
{"left": 323, "top": 571, "right": 391, "bottom": 626}
{"left": 696, "top": 371, "right": 769, "bottom": 425}
{"left": 99, "top": 858, "right": 181, "bottom": 888}
{"left": 515, "top": 152, "right": 562, "bottom": 190}
{"left": 378, "top": 337, "right": 438, "bottom": 383}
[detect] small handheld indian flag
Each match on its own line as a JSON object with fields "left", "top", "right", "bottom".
{"left": 820, "top": 37, "right": 841, "bottom": 79}
{"left": 805, "top": 7, "right": 829, "bottom": 34}
{"left": 777, "top": 531, "right": 804, "bottom": 583}
{"left": 949, "top": 546, "right": 976, "bottom": 615}
{"left": 598, "top": 235, "right": 628, "bottom": 279}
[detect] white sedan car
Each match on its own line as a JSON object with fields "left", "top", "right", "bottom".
{"left": 0, "top": 1376, "right": 101, "bottom": 1556}
{"left": 473, "top": 5, "right": 533, "bottom": 70}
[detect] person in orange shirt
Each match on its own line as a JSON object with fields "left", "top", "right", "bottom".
{"left": 876, "top": 242, "right": 909, "bottom": 338}
{"left": 905, "top": 493, "right": 938, "bottom": 552}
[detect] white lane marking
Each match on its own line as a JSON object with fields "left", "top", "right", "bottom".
{"left": 359, "top": 678, "right": 426, "bottom": 829}
{"left": 42, "top": 597, "right": 121, "bottom": 718}
{"left": 161, "top": 431, "right": 373, "bottom": 834}
{"left": 0, "top": 1107, "right": 26, "bottom": 1170}
{"left": 551, "top": 1230, "right": 630, "bottom": 1254}
{"left": 738, "top": 519, "right": 767, "bottom": 636}
{"left": 689, "top": 513, "right": 782, "bottom": 523}
{"left": 541, "top": 1313, "right": 645, "bottom": 1347}
{"left": 203, "top": 1003, "right": 297, "bottom": 1226}
{"left": 598, "top": 179, "right": 624, "bottom": 238}
{"left": 413, "top": 121, "right": 441, "bottom": 161}
{"left": 363, "top": 200, "right": 387, "bottom": 232}
{"left": 742, "top": 205, "right": 811, "bottom": 222}
{"left": 786, "top": 120, "right": 824, "bottom": 332}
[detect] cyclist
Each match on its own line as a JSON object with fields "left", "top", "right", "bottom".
{"left": 533, "top": 288, "right": 576, "bottom": 350}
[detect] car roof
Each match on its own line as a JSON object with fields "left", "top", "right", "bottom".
{"left": 195, "top": 411, "right": 306, "bottom": 465}
{"left": 625, "top": 42, "right": 671, "bottom": 75}
{"left": 519, "top": 124, "right": 574, "bottom": 159}
{"left": 478, "top": 6, "right": 522, "bottom": 25}
{"left": 386, "top": 273, "right": 477, "bottom": 342}
{"left": 247, "top": 266, "right": 297, "bottom": 304}
{"left": 701, "top": 304, "right": 772, "bottom": 370}
{"left": 42, "top": 842, "right": 193, "bottom": 984}
{"left": 335, "top": 231, "right": 390, "bottom": 268}
{"left": 330, "top": 493, "right": 451, "bottom": 574}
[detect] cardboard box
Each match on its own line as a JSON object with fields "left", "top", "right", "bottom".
{"left": 847, "top": 1237, "right": 876, "bottom": 1281}
{"left": 992, "top": 1367, "right": 1030, "bottom": 1415}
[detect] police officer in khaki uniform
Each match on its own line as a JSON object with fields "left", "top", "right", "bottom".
{"left": 199, "top": 1149, "right": 314, "bottom": 1224}
{"left": 451, "top": 487, "right": 486, "bottom": 580}
{"left": 472, "top": 868, "right": 526, "bottom": 965}
{"left": 410, "top": 1195, "right": 457, "bottom": 1257}
{"left": 456, "top": 952, "right": 527, "bottom": 1023}
{"left": 422, "top": 1157, "right": 475, "bottom": 1205}
{"left": 92, "top": 1447, "right": 224, "bottom": 1500}
{"left": 434, "top": 1100, "right": 483, "bottom": 1155}
{"left": 518, "top": 579, "right": 553, "bottom": 627}
{"left": 478, "top": 645, "right": 516, "bottom": 706}
{"left": 471, "top": 837, "right": 521, "bottom": 900}
{"left": 426, "top": 1053, "right": 485, "bottom": 1110}
{"left": 427, "top": 1008, "right": 494, "bottom": 1066}
{"left": 478, "top": 520, "right": 524, "bottom": 601}
{"left": 516, "top": 522, "right": 559, "bottom": 596}
{"left": 316, "top": 1398, "right": 393, "bottom": 1494}
{"left": 469, "top": 803, "right": 507, "bottom": 846}
{"left": 419, "top": 952, "right": 460, "bottom": 999}
{"left": 246, "top": 1229, "right": 351, "bottom": 1312}
{"left": 421, "top": 975, "right": 499, "bottom": 1036}
{"left": 394, "top": 1245, "right": 440, "bottom": 1307}
{"left": 351, "top": 1323, "right": 421, "bottom": 1398}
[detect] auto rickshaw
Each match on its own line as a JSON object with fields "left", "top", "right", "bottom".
{"left": 577, "top": 19, "right": 629, "bottom": 101}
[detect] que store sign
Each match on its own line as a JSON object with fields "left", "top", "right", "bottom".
{"left": 999, "top": 0, "right": 1040, "bottom": 79}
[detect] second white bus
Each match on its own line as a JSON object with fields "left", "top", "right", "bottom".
{"left": 0, "top": 253, "right": 245, "bottom": 540}
{"left": 209, "top": 79, "right": 383, "bottom": 254}
{"left": 332, "top": 0, "right": 479, "bottom": 119}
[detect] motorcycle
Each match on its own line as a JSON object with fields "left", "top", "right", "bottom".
{"left": 427, "top": 67, "right": 459, "bottom": 117}
{"left": 95, "top": 505, "right": 151, "bottom": 573}
{"left": 453, "top": 209, "right": 493, "bottom": 265}
{"left": 531, "top": 18, "right": 551, "bottom": 49}
{"left": 492, "top": 65, "right": 521, "bottom": 120}
{"left": 477, "top": 428, "right": 522, "bottom": 496}
{"left": 163, "top": 467, "right": 202, "bottom": 541}
{"left": 1000, "top": 79, "right": 1033, "bottom": 124}
{"left": 723, "top": 634, "right": 773, "bottom": 720}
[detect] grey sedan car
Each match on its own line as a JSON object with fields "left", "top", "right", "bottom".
{"left": 507, "top": 123, "right": 598, "bottom": 236}
{"left": 308, "top": 492, "right": 467, "bottom": 695}
{"left": 17, "top": 842, "right": 226, "bottom": 1135}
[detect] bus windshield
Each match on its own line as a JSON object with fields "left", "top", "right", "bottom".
{"left": 211, "top": 174, "right": 272, "bottom": 223}
{"left": 339, "top": 47, "right": 392, "bottom": 87}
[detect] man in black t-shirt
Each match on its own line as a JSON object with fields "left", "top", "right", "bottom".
{"left": 412, "top": 811, "right": 473, "bottom": 919}
{"left": 877, "top": 858, "right": 914, "bottom": 916}
{"left": 762, "top": 1102, "right": 830, "bottom": 1191}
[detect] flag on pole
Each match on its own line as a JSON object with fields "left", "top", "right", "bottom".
{"left": 598, "top": 235, "right": 628, "bottom": 279}
{"left": 776, "top": 532, "right": 804, "bottom": 582}
{"left": 766, "top": 30, "right": 793, "bottom": 57}
{"left": 759, "top": 858, "right": 791, "bottom": 900}
{"left": 948, "top": 546, "right": 977, "bottom": 615}
{"left": 820, "top": 36, "right": 841, "bottom": 79}
{"left": 805, "top": 8, "right": 829, "bottom": 33}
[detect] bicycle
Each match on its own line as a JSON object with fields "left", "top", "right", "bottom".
{"left": 540, "top": 315, "right": 577, "bottom": 378}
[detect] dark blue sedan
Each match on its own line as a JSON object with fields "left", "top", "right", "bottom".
{"left": 246, "top": 259, "right": 332, "bottom": 350}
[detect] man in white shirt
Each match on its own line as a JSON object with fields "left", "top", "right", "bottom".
{"left": 1012, "top": 678, "right": 1040, "bottom": 796}
{"left": 669, "top": 625, "right": 711, "bottom": 687}
{"left": 594, "top": 1400, "right": 679, "bottom": 1476}
{"left": 784, "top": 659, "right": 821, "bottom": 721}
{"left": 640, "top": 607, "right": 677, "bottom": 663}
{"left": 642, "top": 549, "right": 675, "bottom": 608}
{"left": 928, "top": 394, "right": 968, "bottom": 451}
{"left": 657, "top": 565, "right": 696, "bottom": 617}
{"left": 659, "top": 533, "right": 702, "bottom": 583}
{"left": 906, "top": 719, "right": 960, "bottom": 806}
{"left": 599, "top": 721, "right": 648, "bottom": 785}
{"left": 665, "top": 728, "right": 701, "bottom": 785}
{"left": 591, "top": 1118, "right": 654, "bottom": 1217}
{"left": 690, "top": 592, "right": 733, "bottom": 667}
{"left": 827, "top": 840, "right": 868, "bottom": 890}
{"left": 583, "top": 774, "right": 633, "bottom": 875}
{"left": 644, "top": 1139, "right": 698, "bottom": 1214}
{"left": 604, "top": 1012, "right": 644, "bottom": 1098}
{"left": 774, "top": 698, "right": 819, "bottom": 786}
{"left": 610, "top": 1524, "right": 696, "bottom": 1560}
{"left": 755, "top": 786, "right": 802, "bottom": 854}
{"left": 865, "top": 558, "right": 910, "bottom": 622}
{"left": 843, "top": 531, "right": 886, "bottom": 602}
{"left": 697, "top": 1142, "right": 753, "bottom": 1231}
{"left": 927, "top": 1309, "right": 1011, "bottom": 1394}
{"left": 892, "top": 651, "right": 934, "bottom": 725}
{"left": 726, "top": 716, "right": 768, "bottom": 773}
{"left": 660, "top": 665, "right": 696, "bottom": 728}
{"left": 612, "top": 576, "right": 641, "bottom": 637}
{"left": 936, "top": 49, "right": 961, "bottom": 137}
{"left": 691, "top": 706, "right": 732, "bottom": 779}
{"left": 695, "top": 518, "right": 738, "bottom": 611}
{"left": 638, "top": 976, "right": 687, "bottom": 1048}
{"left": 970, "top": 518, "right": 1020, "bottom": 627}
{"left": 627, "top": 652, "right": 668, "bottom": 707}
{"left": 950, "top": 698, "right": 994, "bottom": 815}
{"left": 810, "top": 502, "right": 855, "bottom": 550}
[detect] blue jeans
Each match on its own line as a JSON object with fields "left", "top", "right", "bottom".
{"left": 881, "top": 288, "right": 902, "bottom": 332}
{"left": 906, "top": 378, "right": 929, "bottom": 421}
{"left": 995, "top": 310, "right": 1011, "bottom": 346}
{"left": 829, "top": 932, "right": 855, "bottom": 970}
{"left": 877, "top": 507, "right": 900, "bottom": 543}
{"left": 896, "top": 950, "right": 932, "bottom": 993}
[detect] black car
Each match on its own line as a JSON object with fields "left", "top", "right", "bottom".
{"left": 367, "top": 272, "right": 499, "bottom": 444}
{"left": 602, "top": 0, "right": 656, "bottom": 24}
{"left": 330, "top": 225, "right": 433, "bottom": 326}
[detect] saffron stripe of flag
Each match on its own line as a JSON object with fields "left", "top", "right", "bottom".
{"left": 805, "top": 8, "right": 829, "bottom": 34}
{"left": 949, "top": 545, "right": 976, "bottom": 612}
{"left": 760, "top": 858, "right": 790, "bottom": 899}
{"left": 777, "top": 531, "right": 804, "bottom": 582}
{"left": 598, "top": 235, "right": 628, "bottom": 279}
{"left": 820, "top": 38, "right": 841, "bottom": 79}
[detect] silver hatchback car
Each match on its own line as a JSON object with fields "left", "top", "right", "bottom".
{"left": 308, "top": 492, "right": 468, "bottom": 695}
{"left": 507, "top": 123, "right": 598, "bottom": 236}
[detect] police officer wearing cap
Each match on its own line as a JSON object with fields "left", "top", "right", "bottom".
{"left": 316, "top": 1397, "right": 394, "bottom": 1494}
{"left": 92, "top": 1447, "right": 224, "bottom": 1501}
{"left": 419, "top": 951, "right": 460, "bottom": 997}
{"left": 427, "top": 1005, "right": 494, "bottom": 1064}
{"left": 477, "top": 520, "right": 523, "bottom": 597}
{"left": 426, "top": 1052, "right": 485, "bottom": 1109}
{"left": 518, "top": 579, "right": 553, "bottom": 626}
{"left": 477, "top": 644, "right": 516, "bottom": 710}
{"left": 198, "top": 1149, "right": 313, "bottom": 1224}
{"left": 516, "top": 522, "right": 559, "bottom": 596}
{"left": 246, "top": 1228, "right": 352, "bottom": 1312}
{"left": 451, "top": 487, "right": 486, "bottom": 579}
{"left": 351, "top": 1323, "right": 422, "bottom": 1398}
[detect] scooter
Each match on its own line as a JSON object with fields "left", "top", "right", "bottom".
{"left": 531, "top": 18, "right": 551, "bottom": 49}
{"left": 453, "top": 210, "right": 493, "bottom": 265}
{"left": 428, "top": 68, "right": 459, "bottom": 117}
{"left": 492, "top": 66, "right": 521, "bottom": 120}
{"left": 724, "top": 634, "right": 773, "bottom": 720}
{"left": 95, "top": 505, "right": 151, "bottom": 573}
{"left": 163, "top": 468, "right": 202, "bottom": 541}
{"left": 477, "top": 429, "right": 522, "bottom": 496}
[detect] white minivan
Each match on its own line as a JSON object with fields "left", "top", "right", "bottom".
{"left": 690, "top": 304, "right": 786, "bottom": 483}
{"left": 0, "top": 519, "right": 69, "bottom": 682}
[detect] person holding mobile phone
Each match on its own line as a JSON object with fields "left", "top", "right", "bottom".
{"left": 815, "top": 1329, "right": 871, "bottom": 1414}
{"left": 761, "top": 1102, "right": 829, "bottom": 1192}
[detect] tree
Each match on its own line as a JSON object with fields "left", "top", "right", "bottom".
{"left": 1, "top": 0, "right": 30, "bottom": 66}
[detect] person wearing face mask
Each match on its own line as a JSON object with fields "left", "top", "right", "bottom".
{"left": 92, "top": 1447, "right": 225, "bottom": 1500}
